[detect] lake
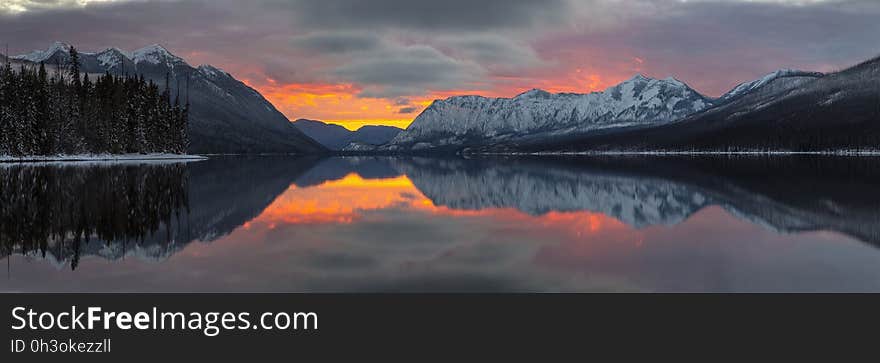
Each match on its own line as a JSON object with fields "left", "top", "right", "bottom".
{"left": 1, "top": 155, "right": 879, "bottom": 292}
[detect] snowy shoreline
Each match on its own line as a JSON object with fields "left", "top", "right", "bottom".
{"left": 475, "top": 150, "right": 880, "bottom": 157}
{"left": 0, "top": 153, "right": 208, "bottom": 164}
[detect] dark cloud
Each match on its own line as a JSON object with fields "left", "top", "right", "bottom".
{"left": 290, "top": 32, "right": 383, "bottom": 54}
{"left": 333, "top": 45, "right": 486, "bottom": 98}
{"left": 631, "top": 0, "right": 880, "bottom": 64}
{"left": 397, "top": 107, "right": 418, "bottom": 114}
{"left": 536, "top": 0, "right": 880, "bottom": 95}
{"left": 1, "top": 0, "right": 878, "bottom": 101}
{"left": 442, "top": 35, "right": 544, "bottom": 74}
{"left": 274, "top": 0, "right": 570, "bottom": 31}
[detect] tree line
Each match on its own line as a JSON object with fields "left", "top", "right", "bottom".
{"left": 0, "top": 46, "right": 189, "bottom": 157}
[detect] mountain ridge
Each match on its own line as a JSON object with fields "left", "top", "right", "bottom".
{"left": 384, "top": 74, "right": 714, "bottom": 151}
{"left": 13, "top": 42, "right": 326, "bottom": 154}
{"left": 509, "top": 56, "right": 879, "bottom": 153}
{"left": 293, "top": 119, "right": 402, "bottom": 150}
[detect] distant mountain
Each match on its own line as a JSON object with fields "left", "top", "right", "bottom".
{"left": 384, "top": 75, "right": 712, "bottom": 152}
{"left": 13, "top": 42, "right": 326, "bottom": 154}
{"left": 293, "top": 119, "right": 402, "bottom": 150}
{"left": 515, "top": 57, "right": 880, "bottom": 153}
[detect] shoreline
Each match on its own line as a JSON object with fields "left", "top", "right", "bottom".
{"left": 0, "top": 153, "right": 208, "bottom": 164}
{"left": 469, "top": 150, "right": 880, "bottom": 157}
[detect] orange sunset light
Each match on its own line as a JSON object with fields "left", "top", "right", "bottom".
{"left": 247, "top": 173, "right": 629, "bottom": 239}
{"left": 241, "top": 70, "right": 620, "bottom": 130}
{"left": 243, "top": 80, "right": 433, "bottom": 130}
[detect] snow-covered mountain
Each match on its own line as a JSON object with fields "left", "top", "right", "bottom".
{"left": 515, "top": 56, "right": 880, "bottom": 153}
{"left": 13, "top": 42, "right": 325, "bottom": 154}
{"left": 716, "top": 69, "right": 823, "bottom": 103}
{"left": 15, "top": 41, "right": 69, "bottom": 61}
{"left": 385, "top": 75, "right": 712, "bottom": 151}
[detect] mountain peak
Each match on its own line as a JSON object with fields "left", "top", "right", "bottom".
{"left": 134, "top": 44, "right": 170, "bottom": 54}
{"left": 515, "top": 88, "right": 552, "bottom": 99}
{"left": 98, "top": 47, "right": 130, "bottom": 56}
{"left": 48, "top": 41, "right": 72, "bottom": 52}
{"left": 627, "top": 74, "right": 650, "bottom": 82}
{"left": 14, "top": 41, "right": 73, "bottom": 62}
{"left": 132, "top": 44, "right": 184, "bottom": 65}
{"left": 96, "top": 47, "right": 132, "bottom": 69}
{"left": 663, "top": 76, "right": 686, "bottom": 86}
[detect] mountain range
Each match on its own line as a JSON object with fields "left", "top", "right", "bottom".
{"left": 292, "top": 119, "right": 402, "bottom": 150}
{"left": 10, "top": 42, "right": 879, "bottom": 155}
{"left": 385, "top": 75, "right": 711, "bottom": 151}
{"left": 12, "top": 42, "right": 325, "bottom": 154}
{"left": 383, "top": 57, "right": 879, "bottom": 153}
{"left": 516, "top": 59, "right": 879, "bottom": 153}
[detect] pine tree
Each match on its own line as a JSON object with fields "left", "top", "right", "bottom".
{"left": 36, "top": 62, "right": 50, "bottom": 155}
{"left": 0, "top": 59, "right": 12, "bottom": 156}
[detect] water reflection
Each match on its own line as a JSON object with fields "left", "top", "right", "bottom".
{"left": 2, "top": 156, "right": 880, "bottom": 292}
{"left": 398, "top": 156, "right": 880, "bottom": 243}
{"left": 0, "top": 162, "right": 190, "bottom": 269}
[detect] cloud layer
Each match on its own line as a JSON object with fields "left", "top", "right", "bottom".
{"left": 1, "top": 0, "right": 878, "bottom": 128}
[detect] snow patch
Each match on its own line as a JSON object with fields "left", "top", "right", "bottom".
{"left": 719, "top": 69, "right": 823, "bottom": 102}
{"left": 13, "top": 41, "right": 72, "bottom": 62}
{"left": 0, "top": 153, "right": 208, "bottom": 164}
{"left": 132, "top": 44, "right": 184, "bottom": 65}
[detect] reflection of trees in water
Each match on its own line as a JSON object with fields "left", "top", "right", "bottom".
{"left": 0, "top": 164, "right": 189, "bottom": 270}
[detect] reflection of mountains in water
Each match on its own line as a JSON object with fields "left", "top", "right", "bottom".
{"left": 3, "top": 155, "right": 879, "bottom": 269}
{"left": 243, "top": 155, "right": 880, "bottom": 244}
{"left": 396, "top": 156, "right": 880, "bottom": 244}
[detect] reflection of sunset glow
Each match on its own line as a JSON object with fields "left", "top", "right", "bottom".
{"left": 248, "top": 173, "right": 630, "bottom": 239}
{"left": 253, "top": 173, "right": 418, "bottom": 225}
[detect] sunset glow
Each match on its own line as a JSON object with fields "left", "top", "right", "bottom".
{"left": 6, "top": 0, "right": 871, "bottom": 131}
{"left": 248, "top": 172, "right": 628, "bottom": 238}
{"left": 244, "top": 69, "right": 624, "bottom": 130}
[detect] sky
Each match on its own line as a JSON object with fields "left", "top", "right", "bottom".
{"left": 1, "top": 0, "right": 879, "bottom": 130}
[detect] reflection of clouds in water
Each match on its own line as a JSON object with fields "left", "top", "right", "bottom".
{"left": 249, "top": 207, "right": 646, "bottom": 292}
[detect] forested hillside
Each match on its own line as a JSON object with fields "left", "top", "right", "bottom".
{"left": 0, "top": 46, "right": 188, "bottom": 157}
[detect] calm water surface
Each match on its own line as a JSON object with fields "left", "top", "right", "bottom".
{"left": 1, "top": 155, "right": 879, "bottom": 292}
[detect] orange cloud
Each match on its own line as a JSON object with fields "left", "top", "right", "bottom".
{"left": 235, "top": 58, "right": 643, "bottom": 130}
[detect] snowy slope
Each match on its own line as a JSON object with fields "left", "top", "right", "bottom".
{"left": 716, "top": 69, "right": 823, "bottom": 103}
{"left": 386, "top": 75, "right": 711, "bottom": 150}
{"left": 13, "top": 41, "right": 74, "bottom": 62}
